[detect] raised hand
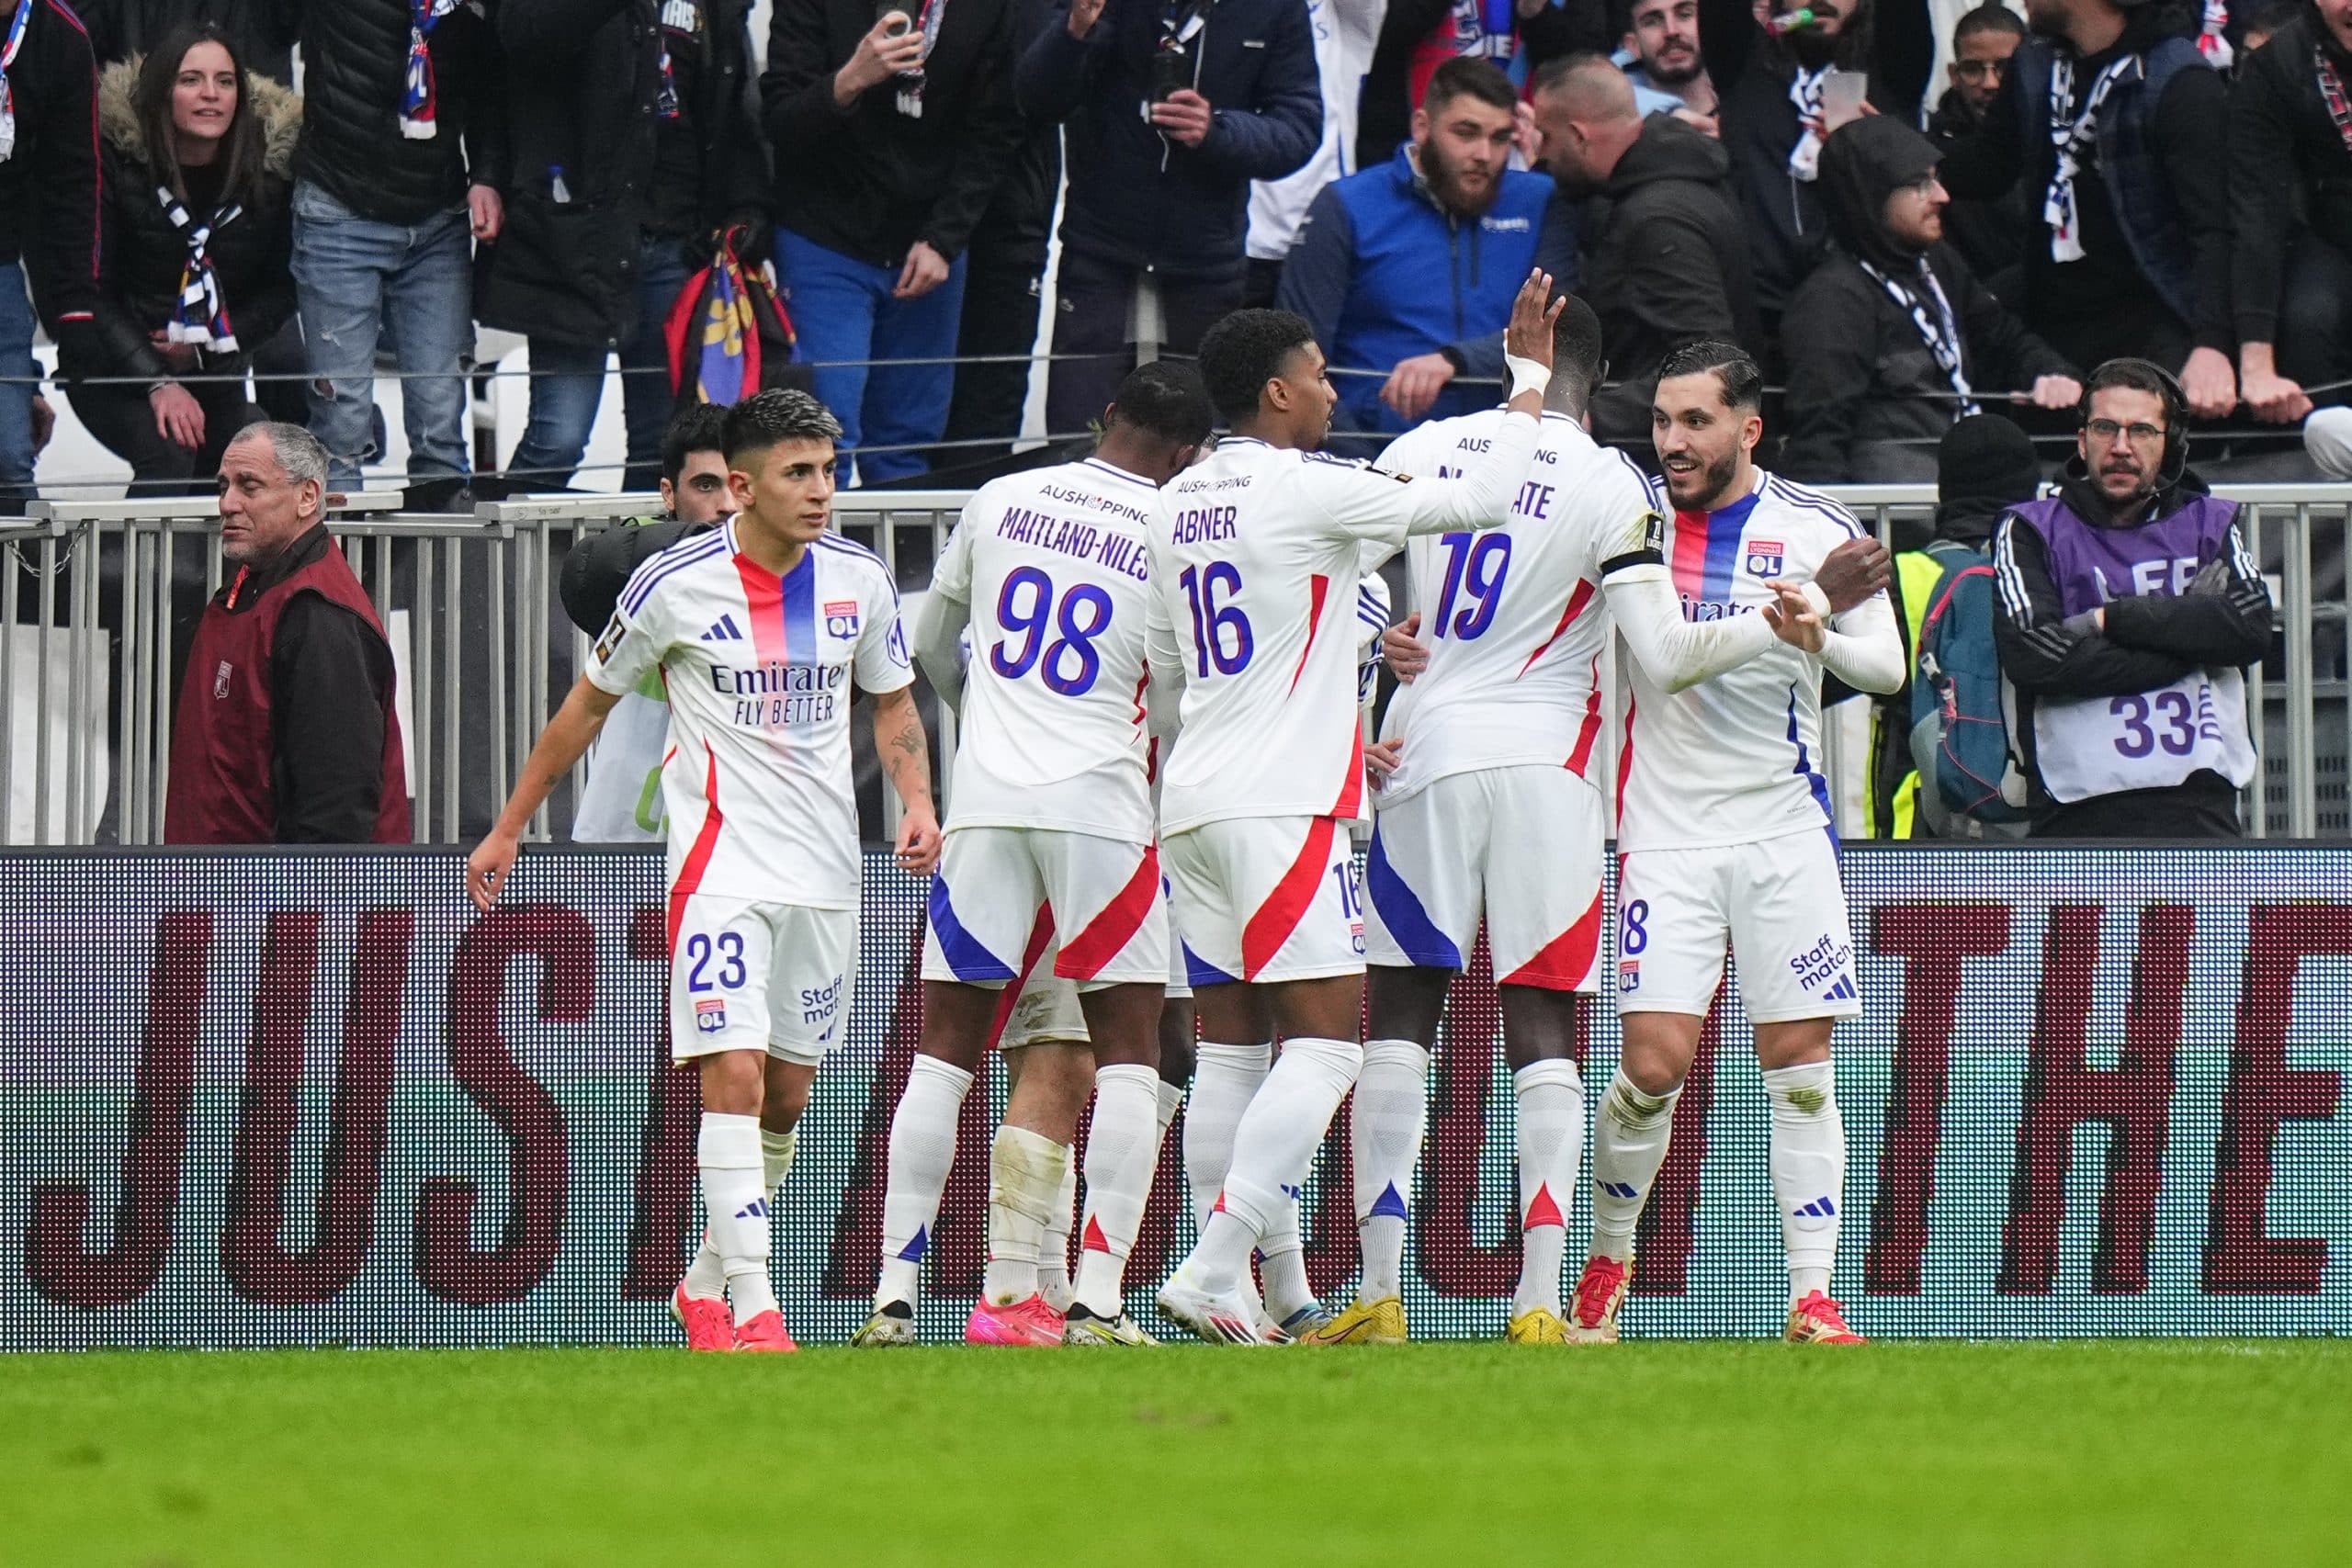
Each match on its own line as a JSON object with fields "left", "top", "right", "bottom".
{"left": 1502, "top": 269, "right": 1564, "bottom": 369}
{"left": 1812, "top": 536, "right": 1890, "bottom": 612}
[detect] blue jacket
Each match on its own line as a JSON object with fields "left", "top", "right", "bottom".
{"left": 1277, "top": 148, "right": 1570, "bottom": 434}
{"left": 1016, "top": 0, "right": 1322, "bottom": 281}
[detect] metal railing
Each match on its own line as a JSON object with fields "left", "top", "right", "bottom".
{"left": 6, "top": 481, "right": 2347, "bottom": 846}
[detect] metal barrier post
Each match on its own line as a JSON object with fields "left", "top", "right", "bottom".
{"left": 2283, "top": 503, "right": 2317, "bottom": 839}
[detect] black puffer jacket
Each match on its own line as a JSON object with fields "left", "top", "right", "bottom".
{"left": 81, "top": 0, "right": 304, "bottom": 81}
{"left": 72, "top": 58, "right": 300, "bottom": 383}
{"left": 4, "top": 0, "right": 104, "bottom": 352}
{"left": 294, "top": 0, "right": 510, "bottom": 224}
{"left": 1580, "top": 115, "right": 1763, "bottom": 446}
{"left": 1925, "top": 87, "right": 2029, "bottom": 297}
{"left": 1781, "top": 118, "right": 2073, "bottom": 483}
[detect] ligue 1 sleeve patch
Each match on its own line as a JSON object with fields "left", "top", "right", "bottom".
{"left": 594, "top": 613, "right": 628, "bottom": 664}
{"left": 1643, "top": 509, "right": 1666, "bottom": 552}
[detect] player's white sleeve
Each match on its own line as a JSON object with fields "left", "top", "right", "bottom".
{"left": 910, "top": 589, "right": 972, "bottom": 715}
{"left": 1354, "top": 573, "right": 1391, "bottom": 714}
{"left": 1595, "top": 504, "right": 1777, "bottom": 694}
{"left": 584, "top": 573, "right": 667, "bottom": 698}
{"left": 1817, "top": 588, "right": 1905, "bottom": 694}
{"left": 1309, "top": 407, "right": 1540, "bottom": 543}
{"left": 853, "top": 566, "right": 917, "bottom": 696}
{"left": 1144, "top": 588, "right": 1184, "bottom": 740}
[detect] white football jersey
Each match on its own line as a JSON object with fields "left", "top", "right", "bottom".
{"left": 1616, "top": 469, "right": 1899, "bottom": 852}
{"left": 587, "top": 520, "right": 915, "bottom": 906}
{"left": 933, "top": 457, "right": 1161, "bottom": 843}
{"left": 1146, "top": 414, "right": 1539, "bottom": 834}
{"left": 1374, "top": 410, "right": 1656, "bottom": 800}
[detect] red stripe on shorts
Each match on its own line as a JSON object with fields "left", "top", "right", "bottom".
{"left": 1240, "top": 816, "right": 1339, "bottom": 981}
{"left": 1056, "top": 843, "right": 1161, "bottom": 981}
{"left": 1499, "top": 887, "right": 1603, "bottom": 992}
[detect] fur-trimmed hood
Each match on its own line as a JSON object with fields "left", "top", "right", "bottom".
{"left": 97, "top": 54, "right": 301, "bottom": 179}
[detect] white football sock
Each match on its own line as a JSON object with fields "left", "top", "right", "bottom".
{"left": 1072, "top": 1063, "right": 1162, "bottom": 1317}
{"left": 1184, "top": 1041, "right": 1271, "bottom": 1230}
{"left": 1256, "top": 1201, "right": 1316, "bottom": 1324}
{"left": 1511, "top": 1058, "right": 1586, "bottom": 1317}
{"left": 1192, "top": 1038, "right": 1362, "bottom": 1295}
{"left": 981, "top": 1124, "right": 1068, "bottom": 1305}
{"left": 1352, "top": 1038, "right": 1430, "bottom": 1303}
{"left": 1764, "top": 1059, "right": 1845, "bottom": 1303}
{"left": 1589, "top": 1070, "right": 1679, "bottom": 1265}
{"left": 697, "top": 1111, "right": 775, "bottom": 1325}
{"left": 875, "top": 1055, "right": 972, "bottom": 1309}
{"left": 1156, "top": 1078, "right": 1186, "bottom": 1140}
{"left": 682, "top": 1125, "right": 799, "bottom": 1300}
{"left": 1037, "top": 1152, "right": 1079, "bottom": 1314}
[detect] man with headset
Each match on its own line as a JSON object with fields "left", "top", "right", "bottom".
{"left": 1990, "top": 358, "right": 2271, "bottom": 838}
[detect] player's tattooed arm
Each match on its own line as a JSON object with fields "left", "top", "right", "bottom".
{"left": 467, "top": 676, "right": 626, "bottom": 910}
{"left": 870, "top": 685, "right": 944, "bottom": 874}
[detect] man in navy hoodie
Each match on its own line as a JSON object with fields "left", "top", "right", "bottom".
{"left": 1018, "top": 0, "right": 1321, "bottom": 438}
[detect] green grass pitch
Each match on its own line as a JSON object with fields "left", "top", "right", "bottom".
{"left": 6, "top": 1341, "right": 2347, "bottom": 1565}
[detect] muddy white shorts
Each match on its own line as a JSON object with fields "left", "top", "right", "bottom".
{"left": 1613, "top": 831, "right": 1861, "bottom": 1024}
{"left": 668, "top": 895, "right": 854, "bottom": 1064}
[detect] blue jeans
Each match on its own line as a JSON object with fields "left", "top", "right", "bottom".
{"left": 775, "top": 229, "right": 966, "bottom": 486}
{"left": 511, "top": 235, "right": 697, "bottom": 491}
{"left": 0, "top": 260, "right": 38, "bottom": 513}
{"left": 290, "top": 179, "right": 474, "bottom": 489}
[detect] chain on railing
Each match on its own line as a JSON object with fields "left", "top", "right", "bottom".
{"left": 6, "top": 482, "right": 2346, "bottom": 847}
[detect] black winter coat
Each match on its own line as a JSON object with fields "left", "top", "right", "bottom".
{"left": 72, "top": 59, "right": 300, "bottom": 384}
{"left": 81, "top": 0, "right": 303, "bottom": 81}
{"left": 4, "top": 0, "right": 104, "bottom": 351}
{"left": 2227, "top": 9, "right": 2352, "bottom": 347}
{"left": 1579, "top": 115, "right": 1763, "bottom": 446}
{"left": 475, "top": 0, "right": 767, "bottom": 349}
{"left": 293, "top": 0, "right": 510, "bottom": 225}
{"left": 763, "top": 0, "right": 1028, "bottom": 267}
{"left": 1781, "top": 248, "right": 2073, "bottom": 483}
{"left": 1016, "top": 0, "right": 1322, "bottom": 281}
{"left": 1925, "top": 88, "right": 2030, "bottom": 298}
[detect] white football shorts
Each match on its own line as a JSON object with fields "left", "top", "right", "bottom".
{"left": 668, "top": 895, "right": 854, "bottom": 1065}
{"left": 1613, "top": 830, "right": 1862, "bottom": 1024}
{"left": 1163, "top": 815, "right": 1363, "bottom": 986}
{"left": 1364, "top": 765, "right": 1606, "bottom": 990}
{"left": 994, "top": 875, "right": 1195, "bottom": 1049}
{"left": 922, "top": 827, "right": 1169, "bottom": 988}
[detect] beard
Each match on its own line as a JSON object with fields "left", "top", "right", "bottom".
{"left": 1645, "top": 43, "right": 1703, "bottom": 85}
{"left": 1422, "top": 140, "right": 1503, "bottom": 218}
{"left": 1665, "top": 446, "right": 1741, "bottom": 510}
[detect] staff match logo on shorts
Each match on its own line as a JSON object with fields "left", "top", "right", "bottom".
{"left": 694, "top": 997, "right": 728, "bottom": 1033}
{"left": 824, "top": 599, "right": 860, "bottom": 638}
{"left": 1618, "top": 959, "right": 1641, "bottom": 993}
{"left": 1744, "top": 540, "right": 1785, "bottom": 578}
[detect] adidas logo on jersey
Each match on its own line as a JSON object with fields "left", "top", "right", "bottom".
{"left": 701, "top": 614, "right": 744, "bottom": 642}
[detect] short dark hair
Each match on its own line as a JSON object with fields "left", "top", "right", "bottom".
{"left": 1423, "top": 57, "right": 1520, "bottom": 116}
{"left": 1552, "top": 294, "right": 1607, "bottom": 389}
{"left": 661, "top": 403, "right": 732, "bottom": 491}
{"left": 2245, "top": 0, "right": 2301, "bottom": 39}
{"left": 1196, "top": 310, "right": 1318, "bottom": 425}
{"left": 1108, "top": 360, "right": 1217, "bottom": 447}
{"left": 2079, "top": 358, "right": 2183, "bottom": 429}
{"left": 721, "top": 389, "right": 843, "bottom": 466}
{"left": 1656, "top": 340, "right": 1764, "bottom": 412}
{"left": 1951, "top": 3, "right": 2024, "bottom": 43}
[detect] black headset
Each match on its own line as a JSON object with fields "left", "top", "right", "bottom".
{"left": 2076, "top": 357, "right": 2189, "bottom": 485}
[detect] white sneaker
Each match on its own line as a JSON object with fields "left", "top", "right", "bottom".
{"left": 1155, "top": 1261, "right": 1264, "bottom": 1346}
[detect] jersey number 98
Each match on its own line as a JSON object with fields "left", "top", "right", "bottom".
{"left": 990, "top": 565, "right": 1114, "bottom": 696}
{"left": 1178, "top": 562, "right": 1254, "bottom": 677}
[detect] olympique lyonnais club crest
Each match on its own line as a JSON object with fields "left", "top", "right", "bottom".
{"left": 1618, "top": 958, "right": 1641, "bottom": 993}
{"left": 825, "top": 600, "right": 860, "bottom": 639}
{"left": 695, "top": 997, "right": 728, "bottom": 1033}
{"left": 1745, "top": 540, "right": 1785, "bottom": 579}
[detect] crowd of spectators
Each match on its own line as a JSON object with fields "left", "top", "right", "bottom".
{"left": 5, "top": 0, "right": 2352, "bottom": 513}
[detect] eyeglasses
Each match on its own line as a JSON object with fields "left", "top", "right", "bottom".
{"left": 2085, "top": 419, "right": 2165, "bottom": 445}
{"left": 1954, "top": 58, "right": 2008, "bottom": 80}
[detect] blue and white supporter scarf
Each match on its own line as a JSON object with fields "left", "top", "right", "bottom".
{"left": 158, "top": 186, "right": 242, "bottom": 355}
{"left": 0, "top": 0, "right": 35, "bottom": 164}
{"left": 2042, "top": 52, "right": 2136, "bottom": 264}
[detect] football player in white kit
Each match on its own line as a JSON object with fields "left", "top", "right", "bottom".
{"left": 1318, "top": 299, "right": 1829, "bottom": 1346}
{"left": 1571, "top": 342, "right": 1901, "bottom": 1347}
{"left": 466, "top": 391, "right": 944, "bottom": 1353}
{"left": 1148, "top": 271, "right": 1566, "bottom": 1345}
{"left": 854, "top": 365, "right": 1216, "bottom": 1349}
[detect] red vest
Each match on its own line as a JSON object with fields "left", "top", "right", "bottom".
{"left": 164, "top": 541, "right": 412, "bottom": 844}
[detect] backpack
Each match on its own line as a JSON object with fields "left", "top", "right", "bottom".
{"left": 1907, "top": 538, "right": 2032, "bottom": 838}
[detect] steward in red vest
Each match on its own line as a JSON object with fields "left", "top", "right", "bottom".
{"left": 164, "top": 425, "right": 410, "bottom": 843}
